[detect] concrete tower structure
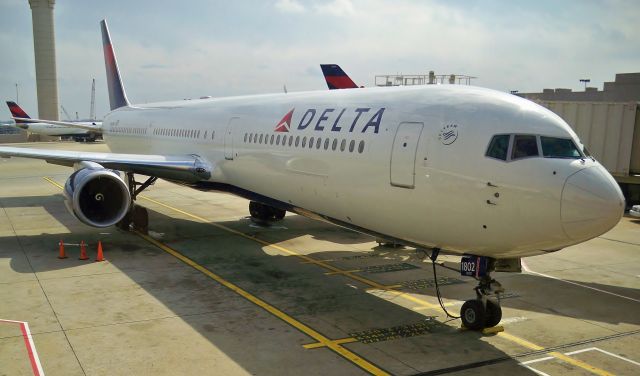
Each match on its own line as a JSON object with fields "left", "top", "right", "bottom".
{"left": 28, "top": 0, "right": 59, "bottom": 121}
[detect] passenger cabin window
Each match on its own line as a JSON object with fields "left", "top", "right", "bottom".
{"left": 511, "top": 135, "right": 539, "bottom": 160}
{"left": 540, "top": 137, "right": 582, "bottom": 159}
{"left": 486, "top": 135, "right": 510, "bottom": 161}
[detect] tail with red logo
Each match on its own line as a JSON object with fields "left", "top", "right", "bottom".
{"left": 320, "top": 64, "right": 359, "bottom": 90}
{"left": 6, "top": 101, "right": 30, "bottom": 124}
{"left": 101, "top": 20, "right": 130, "bottom": 110}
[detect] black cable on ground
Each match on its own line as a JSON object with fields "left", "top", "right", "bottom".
{"left": 431, "top": 258, "right": 461, "bottom": 319}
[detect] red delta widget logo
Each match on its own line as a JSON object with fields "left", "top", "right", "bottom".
{"left": 275, "top": 107, "right": 385, "bottom": 133}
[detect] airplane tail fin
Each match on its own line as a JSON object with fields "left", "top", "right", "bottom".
{"left": 6, "top": 101, "right": 30, "bottom": 123}
{"left": 100, "top": 20, "right": 130, "bottom": 110}
{"left": 320, "top": 64, "right": 359, "bottom": 90}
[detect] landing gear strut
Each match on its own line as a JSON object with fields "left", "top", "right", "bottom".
{"left": 116, "top": 173, "right": 157, "bottom": 233}
{"left": 249, "top": 201, "right": 286, "bottom": 223}
{"left": 429, "top": 250, "right": 504, "bottom": 330}
{"left": 460, "top": 262, "right": 504, "bottom": 330}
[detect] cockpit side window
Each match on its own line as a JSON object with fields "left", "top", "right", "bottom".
{"left": 511, "top": 135, "right": 539, "bottom": 160}
{"left": 486, "top": 134, "right": 510, "bottom": 161}
{"left": 540, "top": 137, "right": 583, "bottom": 159}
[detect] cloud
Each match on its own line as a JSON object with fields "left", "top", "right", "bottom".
{"left": 314, "top": 0, "right": 355, "bottom": 16}
{"left": 141, "top": 63, "right": 168, "bottom": 69}
{"left": 275, "top": 0, "right": 356, "bottom": 17}
{"left": 2, "top": 0, "right": 638, "bottom": 120}
{"left": 275, "top": 0, "right": 306, "bottom": 13}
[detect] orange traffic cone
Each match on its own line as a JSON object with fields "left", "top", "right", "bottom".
{"left": 95, "top": 241, "right": 104, "bottom": 262}
{"left": 79, "top": 240, "right": 89, "bottom": 260}
{"left": 58, "top": 240, "right": 67, "bottom": 259}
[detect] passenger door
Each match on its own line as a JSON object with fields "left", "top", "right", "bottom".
{"left": 224, "top": 117, "right": 238, "bottom": 160}
{"left": 390, "top": 122, "right": 424, "bottom": 188}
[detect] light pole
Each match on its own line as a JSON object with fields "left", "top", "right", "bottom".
{"left": 579, "top": 79, "right": 590, "bottom": 90}
{"left": 15, "top": 83, "right": 19, "bottom": 104}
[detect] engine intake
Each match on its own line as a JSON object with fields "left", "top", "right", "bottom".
{"left": 64, "top": 162, "right": 131, "bottom": 227}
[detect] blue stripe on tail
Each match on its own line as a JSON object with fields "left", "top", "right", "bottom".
{"left": 100, "top": 20, "right": 130, "bottom": 110}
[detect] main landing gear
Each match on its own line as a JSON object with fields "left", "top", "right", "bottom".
{"left": 429, "top": 250, "right": 504, "bottom": 331}
{"left": 249, "top": 201, "right": 286, "bottom": 223}
{"left": 116, "top": 173, "right": 157, "bottom": 234}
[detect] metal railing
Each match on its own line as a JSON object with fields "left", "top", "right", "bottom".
{"left": 375, "top": 73, "right": 477, "bottom": 87}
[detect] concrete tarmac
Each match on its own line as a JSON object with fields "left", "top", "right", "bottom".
{"left": 1, "top": 141, "right": 639, "bottom": 375}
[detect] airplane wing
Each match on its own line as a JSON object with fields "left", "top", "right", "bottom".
{"left": 12, "top": 117, "right": 102, "bottom": 132}
{"left": 0, "top": 146, "right": 211, "bottom": 183}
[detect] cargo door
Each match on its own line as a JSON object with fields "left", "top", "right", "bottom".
{"left": 390, "top": 122, "right": 424, "bottom": 188}
{"left": 224, "top": 117, "right": 238, "bottom": 160}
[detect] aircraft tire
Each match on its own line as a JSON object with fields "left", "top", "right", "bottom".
{"left": 460, "top": 300, "right": 485, "bottom": 330}
{"left": 116, "top": 211, "right": 132, "bottom": 231}
{"left": 270, "top": 207, "right": 286, "bottom": 221}
{"left": 484, "top": 300, "right": 502, "bottom": 328}
{"left": 132, "top": 205, "right": 149, "bottom": 234}
{"left": 249, "top": 201, "right": 270, "bottom": 221}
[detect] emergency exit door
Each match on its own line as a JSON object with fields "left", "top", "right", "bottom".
{"left": 390, "top": 122, "right": 424, "bottom": 188}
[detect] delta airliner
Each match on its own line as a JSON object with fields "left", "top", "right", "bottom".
{"left": 0, "top": 20, "right": 624, "bottom": 330}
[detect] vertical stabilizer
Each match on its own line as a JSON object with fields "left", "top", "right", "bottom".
{"left": 320, "top": 64, "right": 359, "bottom": 90}
{"left": 100, "top": 20, "right": 130, "bottom": 110}
{"left": 6, "top": 101, "right": 30, "bottom": 123}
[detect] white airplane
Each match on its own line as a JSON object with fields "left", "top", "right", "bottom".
{"left": 0, "top": 20, "right": 625, "bottom": 330}
{"left": 7, "top": 101, "right": 102, "bottom": 142}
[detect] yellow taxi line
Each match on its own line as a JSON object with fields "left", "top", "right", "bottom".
{"left": 139, "top": 190, "right": 616, "bottom": 376}
{"left": 324, "top": 269, "right": 362, "bottom": 275}
{"left": 41, "top": 177, "right": 615, "bottom": 375}
{"left": 139, "top": 195, "right": 443, "bottom": 309}
{"left": 137, "top": 232, "right": 390, "bottom": 376}
{"left": 499, "top": 332, "right": 613, "bottom": 376}
{"left": 41, "top": 177, "right": 389, "bottom": 375}
{"left": 43, "top": 176, "right": 62, "bottom": 188}
{"left": 303, "top": 337, "right": 359, "bottom": 349}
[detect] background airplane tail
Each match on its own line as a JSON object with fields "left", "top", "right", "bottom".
{"left": 320, "top": 64, "right": 359, "bottom": 90}
{"left": 100, "top": 20, "right": 130, "bottom": 110}
{"left": 6, "top": 101, "right": 30, "bottom": 123}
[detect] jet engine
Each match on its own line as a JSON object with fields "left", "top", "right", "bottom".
{"left": 63, "top": 162, "right": 131, "bottom": 227}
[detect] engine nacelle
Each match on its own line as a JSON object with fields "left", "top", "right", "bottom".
{"left": 63, "top": 162, "right": 131, "bottom": 227}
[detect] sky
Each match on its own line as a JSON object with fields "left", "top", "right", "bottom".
{"left": 0, "top": 0, "right": 638, "bottom": 120}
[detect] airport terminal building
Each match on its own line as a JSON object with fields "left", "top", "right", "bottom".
{"left": 519, "top": 73, "right": 640, "bottom": 206}
{"left": 519, "top": 72, "right": 640, "bottom": 102}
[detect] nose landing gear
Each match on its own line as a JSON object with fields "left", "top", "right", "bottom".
{"left": 460, "top": 275, "right": 504, "bottom": 330}
{"left": 429, "top": 250, "right": 504, "bottom": 331}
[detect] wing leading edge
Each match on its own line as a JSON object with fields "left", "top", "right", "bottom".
{"left": 0, "top": 146, "right": 212, "bottom": 183}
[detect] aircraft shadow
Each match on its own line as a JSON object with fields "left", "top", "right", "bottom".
{"left": 3, "top": 193, "right": 627, "bottom": 374}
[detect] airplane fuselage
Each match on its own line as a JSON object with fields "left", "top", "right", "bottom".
{"left": 100, "top": 85, "right": 625, "bottom": 258}
{"left": 18, "top": 121, "right": 99, "bottom": 137}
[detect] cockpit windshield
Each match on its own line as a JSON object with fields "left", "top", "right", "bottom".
{"left": 486, "top": 134, "right": 585, "bottom": 162}
{"left": 540, "top": 137, "right": 583, "bottom": 159}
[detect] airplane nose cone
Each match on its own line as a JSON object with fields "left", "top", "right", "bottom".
{"left": 561, "top": 166, "right": 625, "bottom": 241}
